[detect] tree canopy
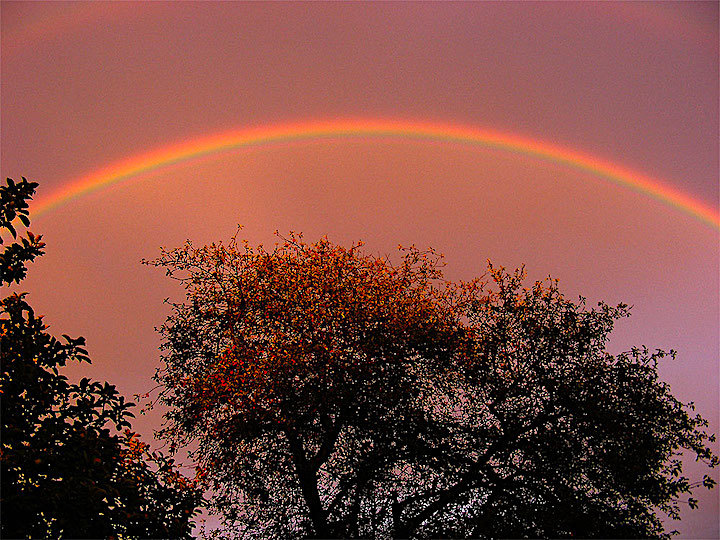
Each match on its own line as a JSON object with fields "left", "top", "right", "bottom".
{"left": 149, "top": 231, "right": 717, "bottom": 539}
{"left": 1, "top": 177, "right": 203, "bottom": 539}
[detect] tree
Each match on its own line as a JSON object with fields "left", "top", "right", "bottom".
{"left": 1, "top": 177, "right": 203, "bottom": 539}
{"left": 150, "top": 232, "right": 717, "bottom": 539}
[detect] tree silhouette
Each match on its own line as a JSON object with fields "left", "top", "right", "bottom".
{"left": 1, "top": 177, "right": 203, "bottom": 539}
{"left": 150, "top": 233, "right": 717, "bottom": 539}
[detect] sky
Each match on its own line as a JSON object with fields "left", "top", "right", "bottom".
{"left": 1, "top": 1, "right": 718, "bottom": 536}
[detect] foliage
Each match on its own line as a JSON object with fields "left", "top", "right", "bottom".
{"left": 0, "top": 177, "right": 203, "bottom": 539}
{"left": 151, "top": 232, "right": 717, "bottom": 539}
{"left": 149, "top": 232, "right": 452, "bottom": 538}
{"left": 0, "top": 177, "right": 45, "bottom": 285}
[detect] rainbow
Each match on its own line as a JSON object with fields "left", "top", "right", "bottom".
{"left": 31, "top": 119, "right": 720, "bottom": 230}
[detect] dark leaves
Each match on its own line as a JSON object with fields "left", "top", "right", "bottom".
{"left": 1, "top": 177, "right": 203, "bottom": 539}
{"left": 150, "top": 231, "right": 717, "bottom": 539}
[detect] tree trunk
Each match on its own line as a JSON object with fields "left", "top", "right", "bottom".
{"left": 285, "top": 429, "right": 329, "bottom": 538}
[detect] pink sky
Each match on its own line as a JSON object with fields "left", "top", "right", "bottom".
{"left": 2, "top": 2, "right": 718, "bottom": 536}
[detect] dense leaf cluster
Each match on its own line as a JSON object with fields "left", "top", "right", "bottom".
{"left": 151, "top": 232, "right": 717, "bottom": 539}
{"left": 0, "top": 177, "right": 45, "bottom": 285}
{"left": 0, "top": 178, "right": 203, "bottom": 539}
{"left": 150, "top": 233, "right": 450, "bottom": 538}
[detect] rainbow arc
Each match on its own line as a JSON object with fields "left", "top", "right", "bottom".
{"left": 32, "top": 119, "right": 720, "bottom": 231}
